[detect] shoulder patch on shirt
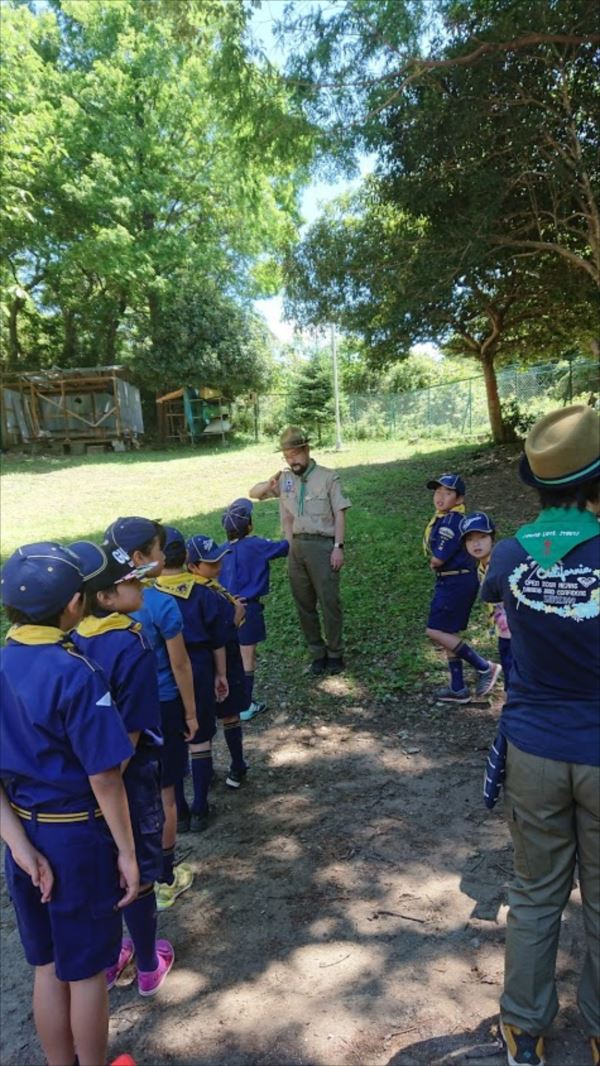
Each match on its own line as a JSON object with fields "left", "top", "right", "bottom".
{"left": 96, "top": 690, "right": 113, "bottom": 707}
{"left": 282, "top": 475, "right": 294, "bottom": 493}
{"left": 439, "top": 527, "right": 455, "bottom": 540}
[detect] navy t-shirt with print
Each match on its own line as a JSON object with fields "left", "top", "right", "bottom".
{"left": 481, "top": 534, "right": 600, "bottom": 766}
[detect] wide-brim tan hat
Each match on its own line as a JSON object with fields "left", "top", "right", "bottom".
{"left": 277, "top": 425, "right": 311, "bottom": 452}
{"left": 519, "top": 404, "right": 600, "bottom": 488}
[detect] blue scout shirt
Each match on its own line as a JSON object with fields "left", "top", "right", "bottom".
{"left": 218, "top": 536, "right": 289, "bottom": 600}
{"left": 0, "top": 627, "right": 133, "bottom": 812}
{"left": 482, "top": 534, "right": 600, "bottom": 766}
{"left": 132, "top": 585, "right": 183, "bottom": 702}
{"left": 154, "top": 574, "right": 230, "bottom": 649}
{"left": 73, "top": 614, "right": 161, "bottom": 754}
{"left": 426, "top": 511, "right": 474, "bottom": 573}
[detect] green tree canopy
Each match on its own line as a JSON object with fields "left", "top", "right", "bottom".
{"left": 1, "top": 0, "right": 314, "bottom": 393}
{"left": 281, "top": 0, "right": 599, "bottom": 440}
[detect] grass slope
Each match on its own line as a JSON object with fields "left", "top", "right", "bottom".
{"left": 1, "top": 438, "right": 524, "bottom": 687}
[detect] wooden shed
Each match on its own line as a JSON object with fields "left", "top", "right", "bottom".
{"left": 1, "top": 366, "right": 144, "bottom": 452}
{"left": 156, "top": 386, "right": 231, "bottom": 443}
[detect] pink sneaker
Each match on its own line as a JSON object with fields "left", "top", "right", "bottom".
{"left": 137, "top": 939, "right": 174, "bottom": 997}
{"left": 106, "top": 938, "right": 135, "bottom": 991}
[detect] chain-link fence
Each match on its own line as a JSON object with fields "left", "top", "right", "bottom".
{"left": 231, "top": 358, "right": 599, "bottom": 443}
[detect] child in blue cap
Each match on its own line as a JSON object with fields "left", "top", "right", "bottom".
{"left": 219, "top": 497, "right": 289, "bottom": 721}
{"left": 0, "top": 542, "right": 138, "bottom": 1066}
{"left": 423, "top": 473, "right": 501, "bottom": 702}
{"left": 104, "top": 517, "right": 198, "bottom": 910}
{"left": 155, "top": 529, "right": 247, "bottom": 831}
{"left": 460, "top": 511, "right": 513, "bottom": 689}
{"left": 72, "top": 537, "right": 175, "bottom": 998}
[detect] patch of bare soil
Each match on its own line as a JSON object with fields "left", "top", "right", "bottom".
{"left": 0, "top": 454, "right": 590, "bottom": 1065}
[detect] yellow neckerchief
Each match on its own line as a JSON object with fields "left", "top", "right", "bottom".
{"left": 6, "top": 624, "right": 66, "bottom": 645}
{"left": 476, "top": 558, "right": 496, "bottom": 624}
{"left": 141, "top": 577, "right": 156, "bottom": 588}
{"left": 191, "top": 574, "right": 238, "bottom": 607}
{"left": 422, "top": 504, "right": 465, "bottom": 556}
{"left": 155, "top": 572, "right": 196, "bottom": 600}
{"left": 77, "top": 612, "right": 141, "bottom": 638}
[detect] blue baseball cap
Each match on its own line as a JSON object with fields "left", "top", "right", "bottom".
{"left": 187, "top": 534, "right": 231, "bottom": 564}
{"left": 70, "top": 538, "right": 157, "bottom": 592}
{"left": 1, "top": 542, "right": 83, "bottom": 619}
{"left": 426, "top": 473, "right": 466, "bottom": 496}
{"left": 222, "top": 498, "right": 253, "bottom": 534}
{"left": 459, "top": 512, "right": 496, "bottom": 539}
{"left": 104, "top": 516, "right": 160, "bottom": 555}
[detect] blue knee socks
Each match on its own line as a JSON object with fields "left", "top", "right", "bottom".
{"left": 124, "top": 885, "right": 158, "bottom": 972}
{"left": 174, "top": 776, "right": 189, "bottom": 819}
{"left": 161, "top": 845, "right": 175, "bottom": 886}
{"left": 224, "top": 719, "right": 246, "bottom": 772}
{"left": 190, "top": 749, "right": 213, "bottom": 814}
{"left": 448, "top": 657, "right": 465, "bottom": 691}
{"left": 244, "top": 671, "right": 255, "bottom": 709}
{"left": 455, "top": 640, "right": 489, "bottom": 672}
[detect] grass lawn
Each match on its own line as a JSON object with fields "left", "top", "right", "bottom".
{"left": 1, "top": 436, "right": 527, "bottom": 689}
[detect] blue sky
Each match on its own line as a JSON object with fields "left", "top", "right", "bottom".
{"left": 251, "top": 0, "right": 371, "bottom": 342}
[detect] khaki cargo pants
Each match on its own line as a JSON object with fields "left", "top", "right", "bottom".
{"left": 501, "top": 741, "right": 600, "bottom": 1036}
{"left": 288, "top": 534, "right": 343, "bottom": 660}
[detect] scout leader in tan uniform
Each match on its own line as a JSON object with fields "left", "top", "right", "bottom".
{"left": 249, "top": 426, "right": 351, "bottom": 675}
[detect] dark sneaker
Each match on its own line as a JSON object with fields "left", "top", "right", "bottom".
{"left": 434, "top": 685, "right": 470, "bottom": 703}
{"left": 328, "top": 658, "right": 344, "bottom": 675}
{"left": 310, "top": 656, "right": 328, "bottom": 676}
{"left": 475, "top": 662, "right": 502, "bottom": 697}
{"left": 500, "top": 1020, "right": 545, "bottom": 1066}
{"left": 226, "top": 766, "right": 248, "bottom": 789}
{"left": 189, "top": 805, "right": 216, "bottom": 832}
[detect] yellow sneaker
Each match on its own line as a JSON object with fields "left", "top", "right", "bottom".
{"left": 500, "top": 1020, "right": 545, "bottom": 1066}
{"left": 155, "top": 862, "right": 194, "bottom": 911}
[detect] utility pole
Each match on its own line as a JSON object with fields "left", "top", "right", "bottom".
{"left": 330, "top": 323, "right": 343, "bottom": 451}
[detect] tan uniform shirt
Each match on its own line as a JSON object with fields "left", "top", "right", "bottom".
{"left": 276, "top": 463, "right": 351, "bottom": 537}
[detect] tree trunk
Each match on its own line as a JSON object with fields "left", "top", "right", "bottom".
{"left": 481, "top": 355, "right": 509, "bottom": 443}
{"left": 62, "top": 307, "right": 77, "bottom": 364}
{"left": 7, "top": 297, "right": 25, "bottom": 368}
{"left": 105, "top": 296, "right": 127, "bottom": 363}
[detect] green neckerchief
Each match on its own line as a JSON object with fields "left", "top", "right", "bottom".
{"left": 422, "top": 504, "right": 465, "bottom": 556}
{"left": 516, "top": 507, "right": 599, "bottom": 568}
{"left": 6, "top": 624, "right": 66, "bottom": 645}
{"left": 77, "top": 612, "right": 140, "bottom": 638}
{"left": 297, "top": 459, "right": 316, "bottom": 516}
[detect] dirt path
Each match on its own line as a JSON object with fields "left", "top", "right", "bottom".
{"left": 0, "top": 451, "right": 591, "bottom": 1065}
{"left": 0, "top": 680, "right": 589, "bottom": 1066}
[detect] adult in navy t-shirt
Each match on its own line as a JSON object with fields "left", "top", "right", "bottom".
{"left": 479, "top": 401, "right": 600, "bottom": 1063}
{"left": 482, "top": 535, "right": 600, "bottom": 766}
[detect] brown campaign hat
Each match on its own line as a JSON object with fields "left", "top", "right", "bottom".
{"left": 278, "top": 425, "right": 311, "bottom": 451}
{"left": 519, "top": 404, "right": 600, "bottom": 488}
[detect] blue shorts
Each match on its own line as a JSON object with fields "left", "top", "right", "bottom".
{"left": 427, "top": 571, "right": 479, "bottom": 633}
{"left": 5, "top": 814, "right": 122, "bottom": 981}
{"left": 189, "top": 646, "right": 217, "bottom": 744}
{"left": 160, "top": 695, "right": 189, "bottom": 788}
{"left": 124, "top": 758, "right": 164, "bottom": 884}
{"left": 217, "top": 639, "right": 246, "bottom": 719}
{"left": 238, "top": 600, "right": 266, "bottom": 646}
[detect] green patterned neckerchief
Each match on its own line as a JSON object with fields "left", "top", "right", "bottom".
{"left": 297, "top": 459, "right": 316, "bottom": 515}
{"left": 516, "top": 507, "right": 599, "bottom": 568}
